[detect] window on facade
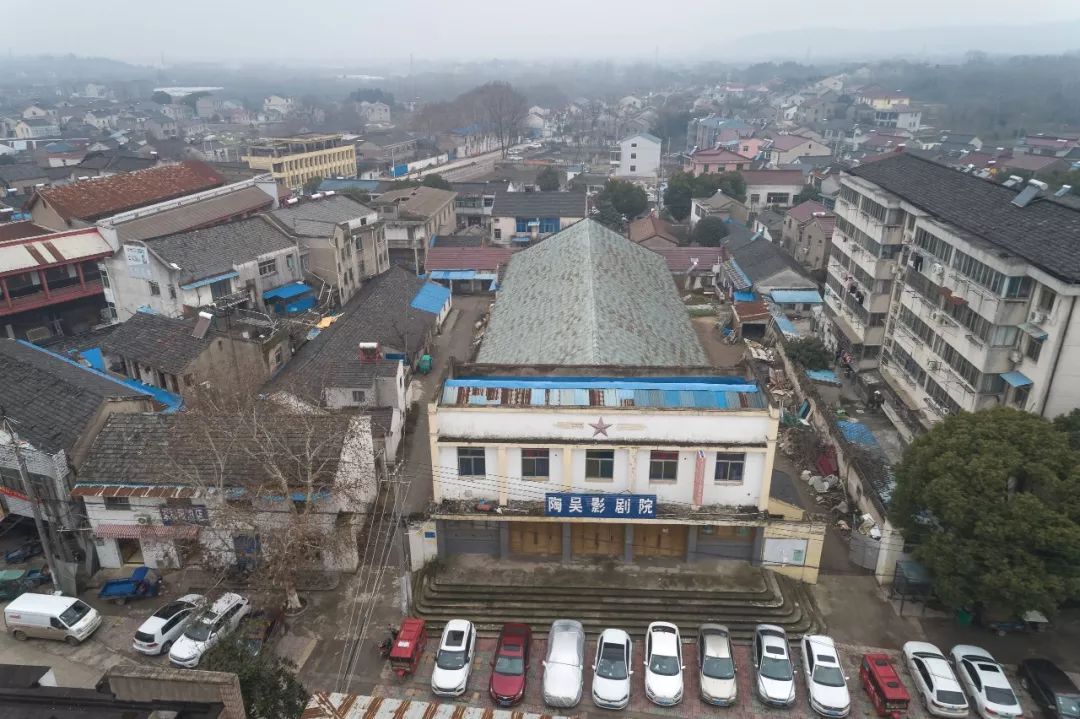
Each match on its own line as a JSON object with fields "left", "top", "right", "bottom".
{"left": 286, "top": 254, "right": 295, "bottom": 271}
{"left": 1038, "top": 287, "right": 1056, "bottom": 313}
{"left": 585, "top": 450, "right": 614, "bottom": 480}
{"left": 714, "top": 453, "right": 745, "bottom": 483}
{"left": 750, "top": 193, "right": 760, "bottom": 204}
{"left": 148, "top": 280, "right": 160, "bottom": 296}
{"left": 1013, "top": 384, "right": 1031, "bottom": 409}
{"left": 1025, "top": 336, "right": 1043, "bottom": 362}
{"left": 168, "top": 284, "right": 176, "bottom": 300}
{"left": 457, "top": 447, "right": 486, "bottom": 476}
{"left": 648, "top": 450, "right": 679, "bottom": 481}
{"left": 104, "top": 496, "right": 131, "bottom": 510}
{"left": 766, "top": 192, "right": 790, "bottom": 205}
{"left": 258, "top": 259, "right": 276, "bottom": 277}
{"left": 521, "top": 449, "right": 550, "bottom": 479}
{"left": 1005, "top": 276, "right": 1034, "bottom": 299}
{"left": 100, "top": 270, "right": 110, "bottom": 288}
{"left": 630, "top": 165, "right": 636, "bottom": 173}
{"left": 351, "top": 390, "right": 366, "bottom": 403}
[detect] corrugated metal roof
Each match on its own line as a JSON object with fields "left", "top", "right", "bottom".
{"left": 0, "top": 228, "right": 112, "bottom": 274}
{"left": 410, "top": 282, "right": 450, "bottom": 314}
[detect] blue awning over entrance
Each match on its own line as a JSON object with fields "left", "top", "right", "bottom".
{"left": 263, "top": 282, "right": 312, "bottom": 300}
{"left": 1000, "top": 370, "right": 1033, "bottom": 388}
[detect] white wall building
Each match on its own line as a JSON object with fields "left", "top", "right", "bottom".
{"left": 614, "top": 133, "right": 661, "bottom": 179}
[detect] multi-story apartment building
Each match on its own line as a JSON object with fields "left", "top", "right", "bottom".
{"left": 612, "top": 133, "right": 661, "bottom": 179}
{"left": 243, "top": 134, "right": 357, "bottom": 194}
{"left": 823, "top": 152, "right": 1080, "bottom": 429}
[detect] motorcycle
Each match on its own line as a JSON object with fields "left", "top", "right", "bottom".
{"left": 377, "top": 624, "right": 400, "bottom": 659}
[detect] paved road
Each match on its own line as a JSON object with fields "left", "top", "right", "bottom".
{"left": 416, "top": 143, "right": 530, "bottom": 181}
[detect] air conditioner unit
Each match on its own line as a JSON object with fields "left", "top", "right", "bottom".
{"left": 931, "top": 262, "right": 944, "bottom": 275}
{"left": 1030, "top": 310, "right": 1047, "bottom": 324}
{"left": 135, "top": 514, "right": 154, "bottom": 526}
{"left": 927, "top": 360, "right": 941, "bottom": 371}
{"left": 1008, "top": 349, "right": 1023, "bottom": 364}
{"left": 928, "top": 311, "right": 939, "bottom": 321}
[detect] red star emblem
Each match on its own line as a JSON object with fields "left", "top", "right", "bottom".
{"left": 589, "top": 417, "right": 612, "bottom": 437}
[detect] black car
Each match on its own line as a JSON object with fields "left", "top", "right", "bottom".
{"left": 1019, "top": 658, "right": 1080, "bottom": 719}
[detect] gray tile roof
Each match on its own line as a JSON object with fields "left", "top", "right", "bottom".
{"left": 77, "top": 412, "right": 358, "bottom": 488}
{"left": 477, "top": 219, "right": 708, "bottom": 367}
{"left": 731, "top": 237, "right": 813, "bottom": 287}
{"left": 147, "top": 216, "right": 294, "bottom": 285}
{"left": 268, "top": 195, "right": 374, "bottom": 237}
{"left": 849, "top": 153, "right": 1080, "bottom": 283}
{"left": 268, "top": 267, "right": 434, "bottom": 402}
{"left": 113, "top": 186, "right": 274, "bottom": 243}
{"left": 0, "top": 339, "right": 145, "bottom": 455}
{"left": 491, "top": 191, "right": 588, "bottom": 218}
{"left": 0, "top": 163, "right": 47, "bottom": 184}
{"left": 100, "top": 312, "right": 213, "bottom": 374}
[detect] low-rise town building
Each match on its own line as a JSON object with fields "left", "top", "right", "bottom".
{"left": 489, "top": 191, "right": 587, "bottom": 245}
{"left": 243, "top": 133, "right": 357, "bottom": 193}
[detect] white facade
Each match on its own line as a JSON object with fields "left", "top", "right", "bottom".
{"left": 616, "top": 134, "right": 661, "bottom": 179}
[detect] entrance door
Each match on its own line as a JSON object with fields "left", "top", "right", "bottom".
{"left": 117, "top": 538, "right": 144, "bottom": 565}
{"left": 571, "top": 523, "right": 622, "bottom": 557}
{"left": 634, "top": 525, "right": 688, "bottom": 559}
{"left": 509, "top": 522, "right": 562, "bottom": 557}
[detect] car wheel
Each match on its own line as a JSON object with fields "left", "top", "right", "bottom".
{"left": 12, "top": 630, "right": 26, "bottom": 641}
{"left": 161, "top": 640, "right": 173, "bottom": 655}
{"left": 64, "top": 635, "right": 80, "bottom": 646}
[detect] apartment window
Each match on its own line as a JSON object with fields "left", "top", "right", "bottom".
{"left": 494, "top": 229, "right": 502, "bottom": 240}
{"left": 351, "top": 390, "right": 366, "bottom": 404}
{"left": 629, "top": 165, "right": 636, "bottom": 173}
{"left": 521, "top": 449, "right": 550, "bottom": 479}
{"left": 991, "top": 325, "right": 1020, "bottom": 347}
{"left": 258, "top": 259, "right": 276, "bottom": 277}
{"left": 766, "top": 192, "right": 789, "bottom": 205}
{"left": 1038, "top": 287, "right": 1057, "bottom": 313}
{"left": 585, "top": 450, "right": 614, "bottom": 480}
{"left": 1013, "top": 384, "right": 1031, "bottom": 409}
{"left": 631, "top": 142, "right": 637, "bottom": 148}
{"left": 1005, "top": 275, "right": 1034, "bottom": 300}
{"left": 630, "top": 152, "right": 637, "bottom": 159}
{"left": 457, "top": 447, "right": 486, "bottom": 477}
{"left": 648, "top": 450, "right": 679, "bottom": 481}
{"left": 100, "top": 269, "right": 110, "bottom": 288}
{"left": 286, "top": 254, "right": 296, "bottom": 271}
{"left": 1025, "top": 335, "right": 1043, "bottom": 362}
{"left": 148, "top": 280, "right": 160, "bottom": 296}
{"left": 168, "top": 284, "right": 177, "bottom": 300}
{"left": 714, "top": 453, "right": 745, "bottom": 483}
{"left": 750, "top": 193, "right": 761, "bottom": 204}
{"left": 104, "top": 496, "right": 131, "bottom": 510}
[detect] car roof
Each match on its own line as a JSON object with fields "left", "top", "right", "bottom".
{"left": 548, "top": 622, "right": 583, "bottom": 664}
{"left": 703, "top": 633, "right": 732, "bottom": 658}
{"left": 1024, "top": 659, "right": 1080, "bottom": 691}
{"left": 904, "top": 641, "right": 945, "bottom": 658}
{"left": 500, "top": 622, "right": 530, "bottom": 640}
{"left": 952, "top": 645, "right": 993, "bottom": 661}
{"left": 650, "top": 630, "right": 679, "bottom": 656}
{"left": 598, "top": 628, "right": 630, "bottom": 644}
{"left": 442, "top": 619, "right": 472, "bottom": 647}
{"left": 805, "top": 635, "right": 839, "bottom": 658}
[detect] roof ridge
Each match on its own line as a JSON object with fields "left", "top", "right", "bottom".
{"left": 583, "top": 221, "right": 600, "bottom": 364}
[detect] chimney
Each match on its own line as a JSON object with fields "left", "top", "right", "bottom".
{"left": 358, "top": 342, "right": 381, "bottom": 363}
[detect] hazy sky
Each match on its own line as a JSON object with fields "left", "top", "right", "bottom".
{"left": 8, "top": 0, "right": 1080, "bottom": 64}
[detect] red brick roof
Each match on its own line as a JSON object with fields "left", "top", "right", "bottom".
{"left": 650, "top": 247, "right": 725, "bottom": 273}
{"left": 689, "top": 148, "right": 753, "bottom": 164}
{"left": 741, "top": 170, "right": 805, "bottom": 186}
{"left": 786, "top": 200, "right": 830, "bottom": 223}
{"left": 425, "top": 246, "right": 516, "bottom": 271}
{"left": 628, "top": 215, "right": 679, "bottom": 245}
{"left": 1000, "top": 154, "right": 1066, "bottom": 172}
{"left": 0, "top": 221, "right": 50, "bottom": 243}
{"left": 34, "top": 160, "right": 224, "bottom": 222}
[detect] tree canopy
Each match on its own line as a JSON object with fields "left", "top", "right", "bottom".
{"left": 302, "top": 176, "right": 323, "bottom": 195}
{"left": 536, "top": 165, "right": 561, "bottom": 192}
{"left": 663, "top": 171, "right": 745, "bottom": 221}
{"left": 421, "top": 174, "right": 452, "bottom": 190}
{"left": 202, "top": 633, "right": 309, "bottom": 719}
{"left": 690, "top": 216, "right": 729, "bottom": 247}
{"left": 598, "top": 179, "right": 648, "bottom": 220}
{"left": 891, "top": 408, "right": 1080, "bottom": 618}
{"left": 785, "top": 337, "right": 831, "bottom": 370}
{"left": 151, "top": 90, "right": 173, "bottom": 105}
{"left": 793, "top": 185, "right": 819, "bottom": 205}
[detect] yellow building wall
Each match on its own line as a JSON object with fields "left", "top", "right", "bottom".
{"left": 244, "top": 145, "right": 357, "bottom": 191}
{"left": 764, "top": 521, "right": 825, "bottom": 584}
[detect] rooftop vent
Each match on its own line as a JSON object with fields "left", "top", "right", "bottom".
{"left": 1054, "top": 185, "right": 1072, "bottom": 198}
{"left": 1002, "top": 175, "right": 1024, "bottom": 188}
{"left": 1011, "top": 179, "right": 1048, "bottom": 208}
{"left": 358, "top": 342, "right": 381, "bottom": 363}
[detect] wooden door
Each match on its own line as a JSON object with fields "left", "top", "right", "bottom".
{"left": 509, "top": 522, "right": 562, "bottom": 556}
{"left": 570, "top": 523, "right": 622, "bottom": 557}
{"left": 634, "top": 525, "right": 688, "bottom": 558}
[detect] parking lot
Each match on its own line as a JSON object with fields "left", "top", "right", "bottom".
{"left": 371, "top": 635, "right": 1036, "bottom": 719}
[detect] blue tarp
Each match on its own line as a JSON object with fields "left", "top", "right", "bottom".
{"left": 410, "top": 282, "right": 451, "bottom": 314}
{"left": 80, "top": 347, "right": 105, "bottom": 372}
{"left": 283, "top": 296, "right": 316, "bottom": 314}
{"left": 1001, "top": 370, "right": 1034, "bottom": 388}
{"left": 263, "top": 282, "right": 311, "bottom": 300}
{"left": 770, "top": 289, "right": 823, "bottom": 305}
{"left": 837, "top": 420, "right": 882, "bottom": 449}
{"left": 806, "top": 369, "right": 841, "bottom": 385}
{"left": 733, "top": 290, "right": 757, "bottom": 302}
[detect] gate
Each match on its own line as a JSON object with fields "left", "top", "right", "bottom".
{"left": 439, "top": 520, "right": 499, "bottom": 556}
{"left": 848, "top": 530, "right": 880, "bottom": 571}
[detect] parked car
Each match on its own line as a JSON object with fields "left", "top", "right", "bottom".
{"left": 697, "top": 624, "right": 737, "bottom": 707}
{"left": 644, "top": 621, "right": 683, "bottom": 706}
{"left": 801, "top": 635, "right": 850, "bottom": 717}
{"left": 169, "top": 593, "right": 250, "bottom": 668}
{"left": 133, "top": 594, "right": 204, "bottom": 655}
{"left": 4, "top": 593, "right": 101, "bottom": 646}
{"left": 592, "top": 628, "right": 632, "bottom": 710}
{"left": 542, "top": 619, "right": 585, "bottom": 708}
{"left": 489, "top": 622, "right": 531, "bottom": 707}
{"left": 903, "top": 641, "right": 969, "bottom": 717}
{"left": 752, "top": 624, "right": 796, "bottom": 708}
{"left": 950, "top": 645, "right": 1022, "bottom": 719}
{"left": 1018, "top": 658, "right": 1080, "bottom": 719}
{"left": 431, "top": 619, "right": 476, "bottom": 697}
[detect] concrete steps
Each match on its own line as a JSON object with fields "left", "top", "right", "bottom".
{"left": 414, "top": 567, "right": 825, "bottom": 643}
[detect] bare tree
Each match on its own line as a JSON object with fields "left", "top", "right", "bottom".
{"left": 469, "top": 82, "right": 528, "bottom": 158}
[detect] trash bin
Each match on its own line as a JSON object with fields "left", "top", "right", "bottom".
{"left": 955, "top": 609, "right": 973, "bottom": 626}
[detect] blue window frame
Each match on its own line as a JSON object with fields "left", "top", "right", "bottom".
{"left": 539, "top": 217, "right": 559, "bottom": 233}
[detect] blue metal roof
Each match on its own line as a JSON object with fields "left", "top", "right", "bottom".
{"left": 770, "top": 289, "right": 823, "bottom": 305}
{"left": 410, "top": 281, "right": 451, "bottom": 314}
{"left": 771, "top": 311, "right": 800, "bottom": 338}
{"left": 733, "top": 290, "right": 756, "bottom": 302}
{"left": 263, "top": 281, "right": 311, "bottom": 300}
{"left": 1001, "top": 370, "right": 1033, "bottom": 388}
{"left": 180, "top": 271, "right": 238, "bottom": 290}
{"left": 318, "top": 178, "right": 382, "bottom": 192}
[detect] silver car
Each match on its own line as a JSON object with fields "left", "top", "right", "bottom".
{"left": 698, "top": 624, "right": 737, "bottom": 706}
{"left": 542, "top": 619, "right": 585, "bottom": 708}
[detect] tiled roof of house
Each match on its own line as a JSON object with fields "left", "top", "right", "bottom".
{"left": 100, "top": 311, "right": 214, "bottom": 374}
{"left": 688, "top": 148, "right": 753, "bottom": 164}
{"left": 491, "top": 191, "right": 588, "bottom": 218}
{"left": 113, "top": 186, "right": 274, "bottom": 243}
{"left": 146, "top": 216, "right": 294, "bottom": 286}
{"left": 268, "top": 195, "right": 374, "bottom": 236}
{"left": 0, "top": 163, "right": 48, "bottom": 184}
{"left": 628, "top": 215, "right": 679, "bottom": 245}
{"left": 768, "top": 135, "right": 814, "bottom": 151}
{"left": 786, "top": 200, "right": 831, "bottom": 223}
{"left": 740, "top": 170, "right": 805, "bottom": 186}
{"left": 808, "top": 215, "right": 836, "bottom": 237}
{"left": 849, "top": 152, "right": 1080, "bottom": 282}
{"left": 371, "top": 186, "right": 456, "bottom": 218}
{"left": 477, "top": 219, "right": 708, "bottom": 367}
{"left": 650, "top": 247, "right": 726, "bottom": 273}
{"left": 76, "top": 152, "right": 157, "bottom": 173}
{"left": 425, "top": 246, "right": 516, "bottom": 271}
{"left": 0, "top": 222, "right": 50, "bottom": 243}
{"left": 999, "top": 154, "right": 1065, "bottom": 173}
{"left": 0, "top": 339, "right": 146, "bottom": 455}
{"left": 35, "top": 160, "right": 224, "bottom": 222}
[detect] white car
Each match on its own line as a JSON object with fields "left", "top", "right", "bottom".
{"left": 951, "top": 645, "right": 1022, "bottom": 718}
{"left": 644, "top": 621, "right": 683, "bottom": 706}
{"left": 753, "top": 624, "right": 796, "bottom": 708}
{"left": 431, "top": 619, "right": 476, "bottom": 697}
{"left": 903, "top": 641, "right": 969, "bottom": 717}
{"left": 169, "top": 593, "right": 250, "bottom": 668}
{"left": 801, "top": 635, "right": 850, "bottom": 717}
{"left": 697, "top": 624, "right": 737, "bottom": 706}
{"left": 542, "top": 619, "right": 585, "bottom": 708}
{"left": 591, "top": 628, "right": 632, "bottom": 709}
{"left": 133, "top": 593, "right": 204, "bottom": 655}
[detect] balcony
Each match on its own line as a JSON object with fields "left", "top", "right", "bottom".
{"left": 0, "top": 277, "right": 104, "bottom": 317}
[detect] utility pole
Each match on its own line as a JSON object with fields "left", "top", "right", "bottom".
{"left": 0, "top": 411, "right": 60, "bottom": 593}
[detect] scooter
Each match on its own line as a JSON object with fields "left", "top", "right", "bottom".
{"left": 377, "top": 624, "right": 400, "bottom": 658}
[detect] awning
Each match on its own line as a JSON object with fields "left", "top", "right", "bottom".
{"left": 1001, "top": 370, "right": 1033, "bottom": 388}
{"left": 93, "top": 523, "right": 200, "bottom": 540}
{"left": 410, "top": 282, "right": 451, "bottom": 314}
{"left": 71, "top": 484, "right": 198, "bottom": 498}
{"left": 429, "top": 270, "right": 498, "bottom": 281}
{"left": 180, "top": 271, "right": 238, "bottom": 290}
{"left": 1019, "top": 322, "right": 1048, "bottom": 341}
{"left": 263, "top": 281, "right": 312, "bottom": 300}
{"left": 770, "top": 289, "right": 823, "bottom": 305}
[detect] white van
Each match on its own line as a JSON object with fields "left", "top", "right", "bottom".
{"left": 5, "top": 593, "right": 102, "bottom": 645}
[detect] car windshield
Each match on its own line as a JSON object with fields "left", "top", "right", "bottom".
{"left": 184, "top": 618, "right": 215, "bottom": 642}
{"left": 597, "top": 643, "right": 628, "bottom": 680}
{"left": 702, "top": 656, "right": 735, "bottom": 680}
{"left": 494, "top": 656, "right": 524, "bottom": 675}
{"left": 58, "top": 601, "right": 90, "bottom": 627}
{"left": 649, "top": 653, "right": 680, "bottom": 676}
{"left": 937, "top": 690, "right": 966, "bottom": 706}
{"left": 1057, "top": 696, "right": 1080, "bottom": 717}
{"left": 761, "top": 656, "right": 793, "bottom": 681}
{"left": 985, "top": 687, "right": 1017, "bottom": 706}
{"left": 437, "top": 649, "right": 466, "bottom": 670}
{"left": 814, "top": 665, "right": 846, "bottom": 687}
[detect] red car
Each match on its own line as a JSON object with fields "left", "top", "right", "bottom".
{"left": 489, "top": 622, "right": 532, "bottom": 706}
